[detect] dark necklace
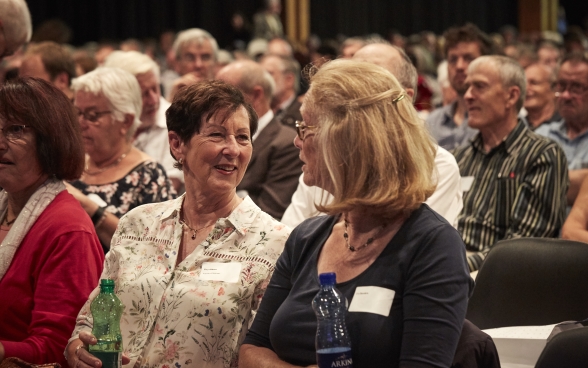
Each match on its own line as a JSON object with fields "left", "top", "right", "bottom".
{"left": 343, "top": 215, "right": 387, "bottom": 252}
{"left": 2, "top": 214, "right": 15, "bottom": 226}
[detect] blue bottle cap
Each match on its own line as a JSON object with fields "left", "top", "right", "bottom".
{"left": 319, "top": 272, "right": 336, "bottom": 286}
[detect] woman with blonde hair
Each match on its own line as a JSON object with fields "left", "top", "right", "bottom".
{"left": 240, "top": 59, "right": 472, "bottom": 367}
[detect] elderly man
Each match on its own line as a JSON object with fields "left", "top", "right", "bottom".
{"left": 168, "top": 28, "right": 218, "bottom": 100}
{"left": 216, "top": 60, "right": 302, "bottom": 219}
{"left": 281, "top": 42, "right": 464, "bottom": 228}
{"left": 103, "top": 50, "right": 183, "bottom": 191}
{"left": 427, "top": 24, "right": 493, "bottom": 150}
{"left": 0, "top": 0, "right": 31, "bottom": 61}
{"left": 19, "top": 41, "right": 76, "bottom": 100}
{"left": 454, "top": 55, "right": 568, "bottom": 272}
{"left": 523, "top": 62, "right": 559, "bottom": 130}
{"left": 260, "top": 53, "right": 301, "bottom": 127}
{"left": 536, "top": 53, "right": 588, "bottom": 206}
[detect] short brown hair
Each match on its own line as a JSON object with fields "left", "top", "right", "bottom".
{"left": 304, "top": 60, "right": 437, "bottom": 219}
{"left": 25, "top": 41, "right": 77, "bottom": 84}
{"left": 166, "top": 80, "right": 258, "bottom": 169}
{"left": 0, "top": 77, "right": 84, "bottom": 180}
{"left": 444, "top": 23, "right": 493, "bottom": 56}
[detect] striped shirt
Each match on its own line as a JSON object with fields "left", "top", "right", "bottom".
{"left": 453, "top": 120, "right": 569, "bottom": 271}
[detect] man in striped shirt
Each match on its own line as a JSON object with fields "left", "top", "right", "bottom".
{"left": 453, "top": 55, "right": 569, "bottom": 272}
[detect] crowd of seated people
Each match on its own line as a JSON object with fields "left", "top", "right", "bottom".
{"left": 4, "top": 0, "right": 588, "bottom": 366}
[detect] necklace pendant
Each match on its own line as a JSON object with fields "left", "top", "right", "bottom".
{"left": 348, "top": 245, "right": 356, "bottom": 252}
{"left": 191, "top": 232, "right": 196, "bottom": 240}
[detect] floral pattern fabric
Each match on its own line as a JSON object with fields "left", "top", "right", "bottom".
{"left": 70, "top": 161, "right": 176, "bottom": 218}
{"left": 71, "top": 195, "right": 290, "bottom": 368}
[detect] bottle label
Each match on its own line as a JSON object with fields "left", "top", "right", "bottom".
{"left": 317, "top": 348, "right": 353, "bottom": 368}
{"left": 92, "top": 351, "right": 121, "bottom": 368}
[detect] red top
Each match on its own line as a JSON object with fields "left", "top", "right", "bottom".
{"left": 0, "top": 191, "right": 104, "bottom": 367}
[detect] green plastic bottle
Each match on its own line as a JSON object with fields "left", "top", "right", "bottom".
{"left": 89, "top": 279, "right": 124, "bottom": 368}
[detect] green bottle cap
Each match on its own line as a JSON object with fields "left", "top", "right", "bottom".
{"left": 100, "top": 279, "right": 115, "bottom": 286}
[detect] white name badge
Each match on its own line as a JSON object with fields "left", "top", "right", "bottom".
{"left": 348, "top": 286, "right": 395, "bottom": 317}
{"left": 461, "top": 176, "right": 475, "bottom": 192}
{"left": 200, "top": 262, "right": 242, "bottom": 283}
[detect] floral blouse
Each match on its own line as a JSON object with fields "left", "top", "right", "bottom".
{"left": 70, "top": 161, "right": 176, "bottom": 218}
{"left": 70, "top": 195, "right": 290, "bottom": 368}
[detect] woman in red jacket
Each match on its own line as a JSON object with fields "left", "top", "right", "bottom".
{"left": 0, "top": 77, "right": 104, "bottom": 367}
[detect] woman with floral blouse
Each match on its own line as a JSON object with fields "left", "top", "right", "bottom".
{"left": 65, "top": 80, "right": 290, "bottom": 368}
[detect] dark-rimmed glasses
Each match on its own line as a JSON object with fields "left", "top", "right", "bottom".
{"left": 554, "top": 81, "right": 588, "bottom": 95}
{"left": 76, "top": 109, "right": 112, "bottom": 124}
{"left": 0, "top": 125, "right": 30, "bottom": 142}
{"left": 295, "top": 120, "right": 318, "bottom": 140}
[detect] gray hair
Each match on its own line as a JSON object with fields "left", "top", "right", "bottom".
{"left": 0, "top": 0, "right": 32, "bottom": 49}
{"left": 469, "top": 55, "right": 527, "bottom": 111}
{"left": 262, "top": 53, "right": 301, "bottom": 93}
{"left": 103, "top": 50, "right": 160, "bottom": 82}
{"left": 172, "top": 28, "right": 218, "bottom": 61}
{"left": 71, "top": 67, "right": 143, "bottom": 139}
{"left": 239, "top": 62, "right": 275, "bottom": 105}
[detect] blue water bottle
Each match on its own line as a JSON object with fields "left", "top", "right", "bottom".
{"left": 312, "top": 272, "right": 353, "bottom": 368}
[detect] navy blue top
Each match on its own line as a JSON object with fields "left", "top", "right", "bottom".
{"left": 244, "top": 205, "right": 473, "bottom": 368}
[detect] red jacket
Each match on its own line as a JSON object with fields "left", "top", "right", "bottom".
{"left": 0, "top": 191, "right": 104, "bottom": 367}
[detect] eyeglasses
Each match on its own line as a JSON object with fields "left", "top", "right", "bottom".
{"left": 295, "top": 121, "right": 318, "bottom": 140}
{"left": 554, "top": 81, "right": 588, "bottom": 95}
{"left": 0, "top": 124, "right": 29, "bottom": 142}
{"left": 76, "top": 109, "right": 112, "bottom": 124}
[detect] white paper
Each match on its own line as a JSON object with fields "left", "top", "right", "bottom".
{"left": 483, "top": 324, "right": 557, "bottom": 368}
{"left": 348, "top": 286, "right": 395, "bottom": 317}
{"left": 87, "top": 193, "right": 108, "bottom": 207}
{"left": 461, "top": 176, "right": 475, "bottom": 192}
{"left": 200, "top": 262, "right": 242, "bottom": 283}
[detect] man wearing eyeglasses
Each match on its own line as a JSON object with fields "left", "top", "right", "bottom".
{"left": 0, "top": 0, "right": 32, "bottom": 62}
{"left": 165, "top": 28, "right": 218, "bottom": 101}
{"left": 536, "top": 52, "right": 588, "bottom": 205}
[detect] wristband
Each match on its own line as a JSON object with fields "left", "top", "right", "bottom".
{"left": 91, "top": 206, "right": 106, "bottom": 225}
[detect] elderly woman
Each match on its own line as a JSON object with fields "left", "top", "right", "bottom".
{"left": 65, "top": 80, "right": 290, "bottom": 368}
{"left": 67, "top": 67, "right": 175, "bottom": 251}
{"left": 0, "top": 78, "right": 103, "bottom": 366}
{"left": 240, "top": 60, "right": 472, "bottom": 367}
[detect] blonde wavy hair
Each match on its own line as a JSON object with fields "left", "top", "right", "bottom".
{"left": 304, "top": 59, "right": 437, "bottom": 219}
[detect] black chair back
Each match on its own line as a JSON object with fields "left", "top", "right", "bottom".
{"left": 466, "top": 238, "right": 588, "bottom": 330}
{"left": 535, "top": 327, "right": 588, "bottom": 367}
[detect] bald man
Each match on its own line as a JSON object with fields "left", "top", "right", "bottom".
{"left": 281, "top": 42, "right": 463, "bottom": 228}
{"left": 216, "top": 60, "right": 302, "bottom": 219}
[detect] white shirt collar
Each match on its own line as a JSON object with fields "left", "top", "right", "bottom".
{"left": 252, "top": 110, "right": 274, "bottom": 142}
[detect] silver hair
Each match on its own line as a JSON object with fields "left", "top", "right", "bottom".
{"left": 262, "top": 53, "right": 301, "bottom": 93}
{"left": 103, "top": 50, "right": 160, "bottom": 82}
{"left": 239, "top": 62, "right": 275, "bottom": 105}
{"left": 172, "top": 28, "right": 218, "bottom": 61}
{"left": 469, "top": 55, "right": 527, "bottom": 111}
{"left": 71, "top": 67, "right": 143, "bottom": 139}
{"left": 0, "top": 0, "right": 32, "bottom": 48}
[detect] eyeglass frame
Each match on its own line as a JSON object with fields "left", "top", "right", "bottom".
{"left": 554, "top": 80, "right": 588, "bottom": 96}
{"left": 76, "top": 109, "right": 112, "bottom": 124}
{"left": 295, "top": 120, "right": 318, "bottom": 140}
{"left": 0, "top": 124, "right": 30, "bottom": 142}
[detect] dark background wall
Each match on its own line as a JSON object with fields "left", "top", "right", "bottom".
{"left": 25, "top": 0, "right": 588, "bottom": 47}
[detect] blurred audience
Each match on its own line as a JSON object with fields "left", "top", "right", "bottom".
{"left": 536, "top": 52, "right": 588, "bottom": 206}
{"left": 260, "top": 53, "right": 302, "bottom": 127}
{"left": 253, "top": 0, "right": 284, "bottom": 40}
{"left": 19, "top": 41, "right": 76, "bottom": 100}
{"left": 217, "top": 60, "right": 302, "bottom": 219}
{"left": 426, "top": 23, "right": 493, "bottom": 150}
{"left": 0, "top": 0, "right": 31, "bottom": 62}
{"left": 523, "top": 62, "right": 559, "bottom": 130}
